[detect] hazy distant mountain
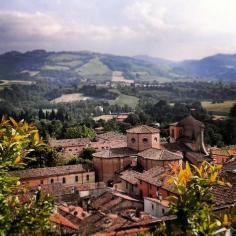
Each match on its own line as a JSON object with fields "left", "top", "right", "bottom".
{"left": 133, "top": 55, "right": 175, "bottom": 67}
{"left": 176, "top": 53, "right": 236, "bottom": 80}
{"left": 137, "top": 53, "right": 236, "bottom": 81}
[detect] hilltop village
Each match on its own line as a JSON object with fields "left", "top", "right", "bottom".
{"left": 10, "top": 115, "right": 236, "bottom": 235}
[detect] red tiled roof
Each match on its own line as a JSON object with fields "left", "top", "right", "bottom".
{"left": 49, "top": 138, "right": 90, "bottom": 148}
{"left": 49, "top": 213, "right": 79, "bottom": 230}
{"left": 9, "top": 164, "right": 90, "bottom": 179}
{"left": 223, "top": 157, "right": 236, "bottom": 172}
{"left": 213, "top": 183, "right": 236, "bottom": 208}
{"left": 93, "top": 147, "right": 136, "bottom": 159}
{"left": 97, "top": 132, "right": 126, "bottom": 142}
{"left": 91, "top": 190, "right": 140, "bottom": 212}
{"left": 119, "top": 170, "right": 141, "bottom": 185}
{"left": 126, "top": 125, "right": 160, "bottom": 134}
{"left": 137, "top": 148, "right": 182, "bottom": 161}
{"left": 211, "top": 146, "right": 236, "bottom": 159}
{"left": 137, "top": 166, "right": 177, "bottom": 193}
{"left": 58, "top": 204, "right": 89, "bottom": 221}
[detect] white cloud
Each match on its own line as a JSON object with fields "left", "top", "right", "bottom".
{"left": 1, "top": 0, "right": 236, "bottom": 59}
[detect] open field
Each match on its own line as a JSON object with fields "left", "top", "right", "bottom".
{"left": 201, "top": 100, "right": 236, "bottom": 114}
{"left": 50, "top": 93, "right": 91, "bottom": 104}
{"left": 112, "top": 94, "right": 139, "bottom": 108}
{"left": 0, "top": 80, "right": 34, "bottom": 90}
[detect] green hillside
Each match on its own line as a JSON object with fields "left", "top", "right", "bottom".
{"left": 0, "top": 50, "right": 172, "bottom": 82}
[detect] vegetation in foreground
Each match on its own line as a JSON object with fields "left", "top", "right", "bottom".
{"left": 0, "top": 117, "right": 55, "bottom": 236}
{"left": 140, "top": 162, "right": 236, "bottom": 236}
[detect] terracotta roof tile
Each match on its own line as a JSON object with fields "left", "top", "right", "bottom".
{"left": 138, "top": 148, "right": 182, "bottom": 161}
{"left": 213, "top": 183, "right": 236, "bottom": 207}
{"left": 137, "top": 166, "right": 177, "bottom": 193}
{"left": 49, "top": 138, "right": 90, "bottom": 148}
{"left": 119, "top": 170, "right": 141, "bottom": 185}
{"left": 49, "top": 213, "right": 79, "bottom": 230}
{"left": 9, "top": 164, "right": 90, "bottom": 179}
{"left": 97, "top": 132, "right": 126, "bottom": 142}
{"left": 126, "top": 125, "right": 160, "bottom": 134}
{"left": 93, "top": 147, "right": 136, "bottom": 158}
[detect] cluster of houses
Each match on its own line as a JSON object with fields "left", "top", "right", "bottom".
{"left": 9, "top": 115, "right": 236, "bottom": 235}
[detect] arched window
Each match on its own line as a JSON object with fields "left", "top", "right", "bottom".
{"left": 143, "top": 138, "right": 148, "bottom": 143}
{"left": 154, "top": 137, "right": 158, "bottom": 142}
{"left": 131, "top": 138, "right": 136, "bottom": 143}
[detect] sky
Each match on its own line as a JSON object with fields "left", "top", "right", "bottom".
{"left": 0, "top": 0, "right": 236, "bottom": 60}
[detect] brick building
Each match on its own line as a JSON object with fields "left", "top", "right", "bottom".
{"left": 93, "top": 147, "right": 136, "bottom": 183}
{"left": 93, "top": 125, "right": 183, "bottom": 183}
{"left": 10, "top": 164, "right": 95, "bottom": 188}
{"left": 136, "top": 166, "right": 177, "bottom": 199}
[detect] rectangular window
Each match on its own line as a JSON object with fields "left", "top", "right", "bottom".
{"left": 40, "top": 180, "right": 44, "bottom": 185}
{"left": 152, "top": 204, "right": 154, "bottom": 210}
{"left": 75, "top": 176, "right": 79, "bottom": 182}
{"left": 62, "top": 177, "right": 66, "bottom": 184}
{"left": 50, "top": 179, "right": 54, "bottom": 184}
{"left": 126, "top": 182, "right": 128, "bottom": 189}
{"left": 86, "top": 175, "right": 89, "bottom": 181}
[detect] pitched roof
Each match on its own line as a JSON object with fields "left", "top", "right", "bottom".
{"left": 9, "top": 164, "right": 89, "bottom": 179}
{"left": 177, "top": 115, "right": 204, "bottom": 128}
{"left": 97, "top": 131, "right": 126, "bottom": 141}
{"left": 126, "top": 125, "right": 160, "bottom": 134}
{"left": 144, "top": 197, "right": 170, "bottom": 207}
{"left": 137, "top": 148, "right": 182, "bottom": 161}
{"left": 49, "top": 213, "right": 79, "bottom": 230}
{"left": 222, "top": 157, "right": 236, "bottom": 173}
{"left": 49, "top": 138, "right": 90, "bottom": 148}
{"left": 93, "top": 147, "right": 136, "bottom": 159}
{"left": 91, "top": 190, "right": 140, "bottom": 213}
{"left": 213, "top": 183, "right": 236, "bottom": 208}
{"left": 119, "top": 170, "right": 141, "bottom": 185}
{"left": 211, "top": 146, "right": 236, "bottom": 158}
{"left": 136, "top": 166, "right": 176, "bottom": 193}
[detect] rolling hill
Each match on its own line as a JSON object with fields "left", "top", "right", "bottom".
{"left": 1, "top": 50, "right": 236, "bottom": 82}
{"left": 0, "top": 50, "right": 172, "bottom": 83}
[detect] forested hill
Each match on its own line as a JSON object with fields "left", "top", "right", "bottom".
{"left": 0, "top": 50, "right": 172, "bottom": 82}
{"left": 1, "top": 50, "right": 236, "bottom": 82}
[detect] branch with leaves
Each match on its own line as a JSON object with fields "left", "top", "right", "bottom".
{"left": 0, "top": 117, "right": 55, "bottom": 236}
